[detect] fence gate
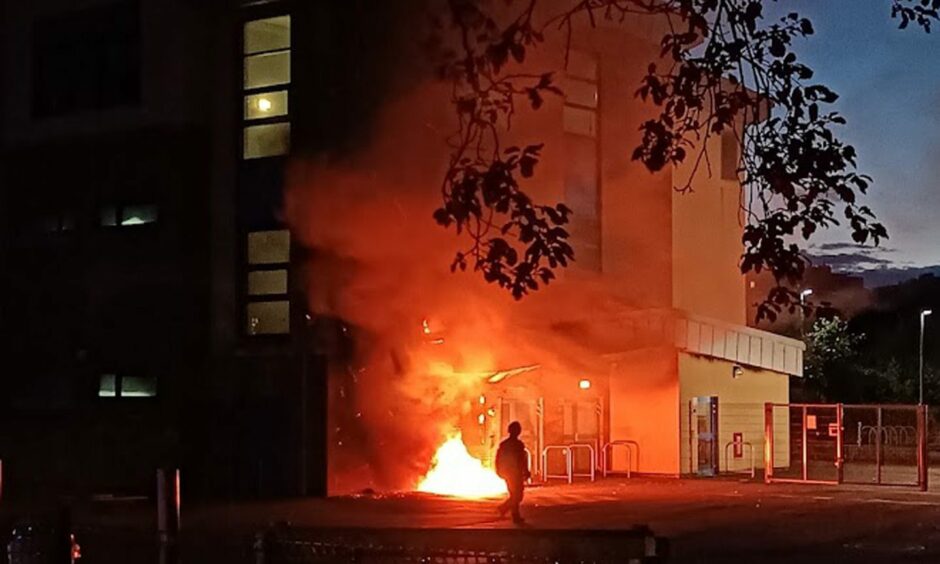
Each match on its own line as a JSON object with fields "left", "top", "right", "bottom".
{"left": 764, "top": 403, "right": 928, "bottom": 490}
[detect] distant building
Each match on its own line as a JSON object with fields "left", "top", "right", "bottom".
{"left": 746, "top": 264, "right": 872, "bottom": 335}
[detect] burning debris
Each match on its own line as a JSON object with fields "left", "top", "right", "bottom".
{"left": 416, "top": 432, "right": 507, "bottom": 498}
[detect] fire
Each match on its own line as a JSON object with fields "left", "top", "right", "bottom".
{"left": 416, "top": 432, "right": 507, "bottom": 498}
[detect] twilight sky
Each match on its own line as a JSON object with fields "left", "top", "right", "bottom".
{"left": 765, "top": 0, "right": 940, "bottom": 279}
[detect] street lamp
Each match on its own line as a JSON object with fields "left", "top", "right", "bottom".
{"left": 920, "top": 309, "right": 933, "bottom": 405}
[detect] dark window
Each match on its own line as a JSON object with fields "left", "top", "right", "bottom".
{"left": 721, "top": 130, "right": 739, "bottom": 181}
{"left": 33, "top": 1, "right": 140, "bottom": 117}
{"left": 563, "top": 51, "right": 601, "bottom": 271}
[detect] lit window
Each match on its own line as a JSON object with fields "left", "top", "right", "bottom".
{"left": 563, "top": 106, "right": 597, "bottom": 137}
{"left": 244, "top": 90, "right": 288, "bottom": 119}
{"left": 121, "top": 204, "right": 158, "bottom": 226}
{"left": 100, "top": 204, "right": 158, "bottom": 227}
{"left": 244, "top": 122, "right": 290, "bottom": 159}
{"left": 244, "top": 51, "right": 290, "bottom": 89}
{"left": 121, "top": 376, "right": 157, "bottom": 397}
{"left": 247, "top": 301, "right": 290, "bottom": 335}
{"left": 98, "top": 374, "right": 117, "bottom": 397}
{"left": 248, "top": 269, "right": 288, "bottom": 295}
{"left": 244, "top": 16, "right": 291, "bottom": 54}
{"left": 242, "top": 15, "right": 291, "bottom": 160}
{"left": 98, "top": 374, "right": 156, "bottom": 398}
{"left": 246, "top": 229, "right": 290, "bottom": 336}
{"left": 247, "top": 230, "right": 290, "bottom": 264}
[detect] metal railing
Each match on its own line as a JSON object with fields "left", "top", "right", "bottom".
{"left": 723, "top": 440, "right": 755, "bottom": 479}
{"left": 541, "top": 445, "right": 573, "bottom": 483}
{"left": 522, "top": 447, "right": 534, "bottom": 483}
{"left": 601, "top": 440, "right": 639, "bottom": 478}
{"left": 253, "top": 526, "right": 667, "bottom": 563}
{"left": 765, "top": 402, "right": 928, "bottom": 490}
{"left": 569, "top": 444, "right": 596, "bottom": 482}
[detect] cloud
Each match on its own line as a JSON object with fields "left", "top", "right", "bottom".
{"left": 811, "top": 242, "right": 897, "bottom": 254}
{"left": 808, "top": 252, "right": 895, "bottom": 271}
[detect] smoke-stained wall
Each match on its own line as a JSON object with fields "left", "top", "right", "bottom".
{"left": 286, "top": 2, "right": 756, "bottom": 493}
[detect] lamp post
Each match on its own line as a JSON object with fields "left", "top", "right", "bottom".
{"left": 799, "top": 288, "right": 813, "bottom": 339}
{"left": 920, "top": 309, "right": 932, "bottom": 405}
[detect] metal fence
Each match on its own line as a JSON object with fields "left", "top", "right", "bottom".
{"left": 842, "top": 405, "right": 924, "bottom": 486}
{"left": 253, "top": 526, "right": 667, "bottom": 564}
{"left": 764, "top": 403, "right": 927, "bottom": 490}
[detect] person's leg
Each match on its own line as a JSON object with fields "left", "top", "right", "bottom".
{"left": 498, "top": 481, "right": 511, "bottom": 517}
{"left": 509, "top": 481, "right": 524, "bottom": 523}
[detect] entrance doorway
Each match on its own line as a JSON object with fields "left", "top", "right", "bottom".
{"left": 692, "top": 396, "right": 719, "bottom": 476}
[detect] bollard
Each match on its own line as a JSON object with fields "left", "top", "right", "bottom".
{"left": 156, "top": 468, "right": 181, "bottom": 564}
{"left": 252, "top": 532, "right": 265, "bottom": 564}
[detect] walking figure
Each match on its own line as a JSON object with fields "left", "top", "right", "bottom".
{"left": 495, "top": 421, "right": 530, "bottom": 524}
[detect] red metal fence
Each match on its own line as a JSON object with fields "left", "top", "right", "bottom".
{"left": 764, "top": 403, "right": 928, "bottom": 490}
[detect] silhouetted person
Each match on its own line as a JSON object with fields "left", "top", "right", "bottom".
{"left": 495, "top": 421, "right": 530, "bottom": 524}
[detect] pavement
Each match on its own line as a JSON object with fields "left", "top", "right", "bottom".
{"left": 6, "top": 477, "right": 940, "bottom": 562}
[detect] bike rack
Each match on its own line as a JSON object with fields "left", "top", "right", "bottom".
{"left": 568, "top": 443, "right": 596, "bottom": 482}
{"left": 541, "top": 445, "right": 573, "bottom": 484}
{"left": 723, "top": 440, "right": 755, "bottom": 479}
{"left": 602, "top": 440, "right": 639, "bottom": 478}
{"left": 523, "top": 447, "right": 534, "bottom": 483}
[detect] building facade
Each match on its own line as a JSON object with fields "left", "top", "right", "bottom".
{"left": 0, "top": 0, "right": 804, "bottom": 498}
{"left": 0, "top": 0, "right": 343, "bottom": 500}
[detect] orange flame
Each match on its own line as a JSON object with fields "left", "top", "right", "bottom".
{"left": 416, "top": 432, "right": 507, "bottom": 498}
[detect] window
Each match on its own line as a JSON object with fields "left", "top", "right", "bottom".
{"left": 244, "top": 16, "right": 290, "bottom": 53}
{"left": 244, "top": 122, "right": 291, "bottom": 159}
{"left": 245, "top": 229, "right": 290, "bottom": 335}
{"left": 100, "top": 204, "right": 158, "bottom": 227}
{"left": 244, "top": 91, "right": 288, "bottom": 119}
{"left": 566, "top": 50, "right": 597, "bottom": 81}
{"left": 242, "top": 15, "right": 291, "bottom": 159}
{"left": 563, "top": 51, "right": 598, "bottom": 138}
{"left": 248, "top": 270, "right": 288, "bottom": 295}
{"left": 563, "top": 51, "right": 601, "bottom": 270}
{"left": 247, "top": 301, "right": 290, "bottom": 335}
{"left": 247, "top": 229, "right": 290, "bottom": 263}
{"left": 98, "top": 373, "right": 156, "bottom": 398}
{"left": 32, "top": 1, "right": 140, "bottom": 117}
{"left": 563, "top": 106, "right": 597, "bottom": 138}
{"left": 562, "top": 78, "right": 598, "bottom": 109}
{"left": 721, "top": 130, "right": 739, "bottom": 180}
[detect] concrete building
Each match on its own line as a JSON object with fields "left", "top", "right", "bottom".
{"left": 299, "top": 9, "right": 806, "bottom": 487}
